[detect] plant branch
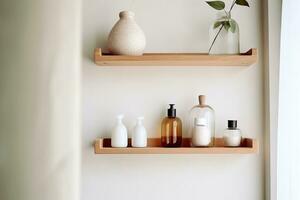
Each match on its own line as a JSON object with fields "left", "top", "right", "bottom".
{"left": 229, "top": 0, "right": 236, "bottom": 13}
{"left": 208, "top": 24, "right": 224, "bottom": 53}
{"left": 208, "top": 0, "right": 238, "bottom": 53}
{"left": 224, "top": 9, "right": 229, "bottom": 18}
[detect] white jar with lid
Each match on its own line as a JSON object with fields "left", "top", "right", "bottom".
{"left": 223, "top": 120, "right": 242, "bottom": 147}
{"left": 192, "top": 117, "right": 211, "bottom": 147}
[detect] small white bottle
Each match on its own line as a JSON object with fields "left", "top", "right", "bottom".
{"left": 223, "top": 120, "right": 242, "bottom": 147}
{"left": 111, "top": 115, "right": 128, "bottom": 147}
{"left": 132, "top": 117, "right": 147, "bottom": 147}
{"left": 192, "top": 117, "right": 211, "bottom": 146}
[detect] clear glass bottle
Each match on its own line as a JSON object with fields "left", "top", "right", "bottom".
{"left": 223, "top": 120, "right": 242, "bottom": 147}
{"left": 209, "top": 12, "right": 240, "bottom": 54}
{"left": 161, "top": 104, "right": 182, "bottom": 147}
{"left": 189, "top": 95, "right": 215, "bottom": 147}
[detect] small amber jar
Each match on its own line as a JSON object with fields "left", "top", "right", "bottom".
{"left": 161, "top": 104, "right": 182, "bottom": 147}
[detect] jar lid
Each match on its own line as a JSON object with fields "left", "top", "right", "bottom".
{"left": 228, "top": 120, "right": 237, "bottom": 129}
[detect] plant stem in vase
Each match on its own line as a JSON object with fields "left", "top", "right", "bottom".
{"left": 205, "top": 0, "right": 250, "bottom": 54}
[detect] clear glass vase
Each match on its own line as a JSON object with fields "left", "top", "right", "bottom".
{"left": 209, "top": 13, "right": 240, "bottom": 55}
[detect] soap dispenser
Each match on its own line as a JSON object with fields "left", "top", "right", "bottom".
{"left": 161, "top": 104, "right": 182, "bottom": 147}
{"left": 132, "top": 117, "right": 147, "bottom": 147}
{"left": 111, "top": 115, "right": 128, "bottom": 147}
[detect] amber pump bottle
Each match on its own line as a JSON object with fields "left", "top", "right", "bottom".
{"left": 161, "top": 104, "right": 182, "bottom": 147}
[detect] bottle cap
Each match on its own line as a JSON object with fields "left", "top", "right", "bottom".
{"left": 194, "top": 117, "right": 207, "bottom": 126}
{"left": 136, "top": 117, "right": 144, "bottom": 124}
{"left": 137, "top": 116, "right": 144, "bottom": 121}
{"left": 228, "top": 120, "right": 237, "bottom": 129}
{"left": 167, "top": 104, "right": 176, "bottom": 117}
{"left": 198, "top": 95, "right": 206, "bottom": 106}
{"left": 117, "top": 114, "right": 124, "bottom": 119}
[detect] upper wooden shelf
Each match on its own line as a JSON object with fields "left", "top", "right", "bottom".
{"left": 94, "top": 138, "right": 258, "bottom": 154}
{"left": 94, "top": 48, "right": 257, "bottom": 66}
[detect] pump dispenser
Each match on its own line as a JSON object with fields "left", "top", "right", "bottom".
{"left": 168, "top": 104, "right": 176, "bottom": 117}
{"left": 161, "top": 104, "right": 182, "bottom": 147}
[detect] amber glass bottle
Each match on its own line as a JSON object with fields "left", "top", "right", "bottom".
{"left": 161, "top": 104, "right": 182, "bottom": 147}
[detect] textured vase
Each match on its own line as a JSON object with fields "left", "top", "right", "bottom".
{"left": 107, "top": 11, "right": 146, "bottom": 55}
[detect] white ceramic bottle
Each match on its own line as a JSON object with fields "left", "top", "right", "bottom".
{"left": 223, "top": 120, "right": 242, "bottom": 147}
{"left": 111, "top": 115, "right": 128, "bottom": 147}
{"left": 107, "top": 11, "right": 146, "bottom": 56}
{"left": 132, "top": 117, "right": 147, "bottom": 147}
{"left": 192, "top": 117, "right": 211, "bottom": 146}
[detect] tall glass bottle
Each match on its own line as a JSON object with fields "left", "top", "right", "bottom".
{"left": 189, "top": 95, "right": 215, "bottom": 147}
{"left": 161, "top": 104, "right": 182, "bottom": 147}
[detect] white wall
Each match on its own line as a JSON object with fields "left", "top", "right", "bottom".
{"left": 82, "top": 0, "right": 264, "bottom": 200}
{"left": 0, "top": 0, "right": 81, "bottom": 200}
{"left": 278, "top": 1, "right": 300, "bottom": 200}
{"left": 263, "top": 0, "right": 282, "bottom": 199}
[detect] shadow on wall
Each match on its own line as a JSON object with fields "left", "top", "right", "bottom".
{"left": 95, "top": 31, "right": 107, "bottom": 53}
{"left": 82, "top": 30, "right": 107, "bottom": 62}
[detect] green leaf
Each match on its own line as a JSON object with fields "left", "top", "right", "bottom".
{"left": 224, "top": 21, "right": 230, "bottom": 31}
{"left": 206, "top": 1, "right": 225, "bottom": 10}
{"left": 229, "top": 19, "right": 237, "bottom": 33}
{"left": 214, "top": 21, "right": 223, "bottom": 29}
{"left": 235, "top": 0, "right": 250, "bottom": 7}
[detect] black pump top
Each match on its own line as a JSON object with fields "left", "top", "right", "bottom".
{"left": 228, "top": 120, "right": 237, "bottom": 129}
{"left": 167, "top": 104, "right": 176, "bottom": 117}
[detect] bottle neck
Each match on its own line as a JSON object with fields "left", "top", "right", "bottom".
{"left": 119, "top": 11, "right": 135, "bottom": 19}
{"left": 168, "top": 116, "right": 176, "bottom": 119}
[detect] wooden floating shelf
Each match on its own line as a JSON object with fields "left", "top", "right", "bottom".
{"left": 94, "top": 48, "right": 257, "bottom": 66}
{"left": 94, "top": 138, "right": 258, "bottom": 154}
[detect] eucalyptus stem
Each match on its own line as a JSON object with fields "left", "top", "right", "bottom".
{"left": 224, "top": 10, "right": 229, "bottom": 18}
{"left": 229, "top": 0, "right": 236, "bottom": 13}
{"left": 208, "top": 24, "right": 224, "bottom": 53}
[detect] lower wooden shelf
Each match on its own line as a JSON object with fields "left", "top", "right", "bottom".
{"left": 94, "top": 138, "right": 258, "bottom": 154}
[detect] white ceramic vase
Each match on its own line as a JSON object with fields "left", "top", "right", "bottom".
{"left": 107, "top": 11, "right": 146, "bottom": 56}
